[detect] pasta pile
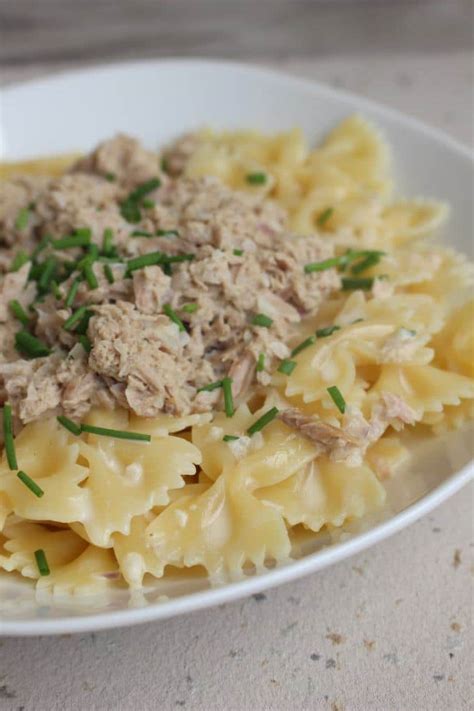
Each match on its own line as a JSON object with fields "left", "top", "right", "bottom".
{"left": 1, "top": 116, "right": 473, "bottom": 596}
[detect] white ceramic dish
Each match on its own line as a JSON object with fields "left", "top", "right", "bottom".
{"left": 0, "top": 59, "right": 472, "bottom": 636}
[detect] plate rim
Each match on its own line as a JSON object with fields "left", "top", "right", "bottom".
{"left": 0, "top": 58, "right": 472, "bottom": 636}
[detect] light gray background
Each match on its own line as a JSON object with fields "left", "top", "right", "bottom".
{"left": 0, "top": 2, "right": 473, "bottom": 709}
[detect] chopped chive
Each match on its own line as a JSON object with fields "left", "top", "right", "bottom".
{"left": 246, "top": 172, "right": 267, "bottom": 185}
{"left": 162, "top": 263, "right": 172, "bottom": 276}
{"left": 57, "top": 415, "right": 82, "bottom": 436}
{"left": 63, "top": 305, "right": 88, "bottom": 331}
{"left": 223, "top": 434, "right": 239, "bottom": 442}
{"left": 278, "top": 359, "right": 297, "bottom": 375}
{"left": 164, "top": 253, "right": 195, "bottom": 264}
{"left": 74, "top": 309, "right": 93, "bottom": 336}
{"left": 256, "top": 353, "right": 265, "bottom": 372}
{"left": 317, "top": 207, "right": 334, "bottom": 227}
{"left": 51, "top": 233, "right": 91, "bottom": 250}
{"left": 65, "top": 278, "right": 81, "bottom": 308}
{"left": 316, "top": 325, "right": 340, "bottom": 338}
{"left": 38, "top": 256, "right": 57, "bottom": 292}
{"left": 156, "top": 229, "right": 179, "bottom": 237}
{"left": 31, "top": 235, "right": 51, "bottom": 260}
{"left": 341, "top": 277, "right": 374, "bottom": 291}
{"left": 105, "top": 172, "right": 116, "bottom": 182}
{"left": 351, "top": 252, "right": 383, "bottom": 274}
{"left": 142, "top": 198, "right": 154, "bottom": 209}
{"left": 291, "top": 335, "right": 316, "bottom": 357}
{"left": 34, "top": 549, "right": 50, "bottom": 576}
{"left": 79, "top": 335, "right": 92, "bottom": 353}
{"left": 247, "top": 407, "right": 279, "bottom": 436}
{"left": 15, "top": 207, "right": 31, "bottom": 230}
{"left": 50, "top": 280, "right": 62, "bottom": 300}
{"left": 251, "top": 313, "right": 273, "bottom": 328}
{"left": 81, "top": 424, "right": 151, "bottom": 442}
{"left": 120, "top": 199, "right": 141, "bottom": 224}
{"left": 327, "top": 385, "right": 346, "bottom": 414}
{"left": 125, "top": 251, "right": 164, "bottom": 275}
{"left": 197, "top": 380, "right": 223, "bottom": 393}
{"left": 103, "top": 264, "right": 114, "bottom": 284}
{"left": 10, "top": 250, "right": 30, "bottom": 272}
{"left": 9, "top": 300, "right": 30, "bottom": 326}
{"left": 17, "top": 470, "right": 44, "bottom": 498}
{"left": 181, "top": 303, "right": 198, "bottom": 313}
{"left": 128, "top": 178, "right": 161, "bottom": 203}
{"left": 304, "top": 256, "right": 340, "bottom": 274}
{"left": 131, "top": 230, "right": 153, "bottom": 238}
{"left": 102, "top": 227, "right": 114, "bottom": 255}
{"left": 222, "top": 377, "right": 234, "bottom": 418}
{"left": 2, "top": 403, "right": 17, "bottom": 470}
{"left": 83, "top": 263, "right": 98, "bottom": 289}
{"left": 233, "top": 249, "right": 244, "bottom": 256}
{"left": 163, "top": 303, "right": 185, "bottom": 332}
{"left": 15, "top": 331, "right": 51, "bottom": 358}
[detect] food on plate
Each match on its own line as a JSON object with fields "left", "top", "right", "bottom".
{"left": 1, "top": 117, "right": 473, "bottom": 593}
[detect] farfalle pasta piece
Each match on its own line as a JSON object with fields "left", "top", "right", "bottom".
{"left": 77, "top": 426, "right": 201, "bottom": 547}
{"left": 35, "top": 545, "right": 118, "bottom": 598}
{"left": 368, "top": 364, "right": 474, "bottom": 421}
{"left": 0, "top": 518, "right": 86, "bottom": 578}
{"left": 0, "top": 419, "right": 89, "bottom": 524}
{"left": 256, "top": 457, "right": 385, "bottom": 532}
{"left": 431, "top": 300, "right": 474, "bottom": 377}
{"left": 407, "top": 248, "right": 474, "bottom": 303}
{"left": 146, "top": 473, "right": 291, "bottom": 583}
{"left": 423, "top": 400, "right": 474, "bottom": 434}
{"left": 365, "top": 436, "right": 410, "bottom": 480}
{"left": 379, "top": 199, "right": 449, "bottom": 245}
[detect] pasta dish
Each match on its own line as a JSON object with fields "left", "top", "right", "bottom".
{"left": 0, "top": 117, "right": 472, "bottom": 594}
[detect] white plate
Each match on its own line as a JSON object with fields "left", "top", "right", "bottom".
{"left": 0, "top": 59, "right": 472, "bottom": 636}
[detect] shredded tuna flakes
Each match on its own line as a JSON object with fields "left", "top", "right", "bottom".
{"left": 0, "top": 134, "right": 341, "bottom": 425}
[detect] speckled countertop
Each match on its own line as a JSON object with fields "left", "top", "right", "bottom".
{"left": 0, "top": 15, "right": 473, "bottom": 710}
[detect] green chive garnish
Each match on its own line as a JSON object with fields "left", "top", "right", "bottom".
{"left": 125, "top": 252, "right": 164, "bottom": 275}
{"left": 256, "top": 353, "right": 265, "bottom": 372}
{"left": 156, "top": 229, "right": 179, "bottom": 237}
{"left": 83, "top": 263, "right": 98, "bottom": 289}
{"left": 246, "top": 172, "right": 267, "bottom": 185}
{"left": 102, "top": 228, "right": 114, "bottom": 255}
{"left": 105, "top": 172, "right": 116, "bottom": 182}
{"left": 316, "top": 325, "right": 340, "bottom": 338}
{"left": 128, "top": 178, "right": 161, "bottom": 203}
{"left": 278, "top": 359, "right": 297, "bottom": 375}
{"left": 103, "top": 264, "right": 114, "bottom": 284}
{"left": 341, "top": 277, "right": 374, "bottom": 291}
{"left": 15, "top": 331, "right": 51, "bottom": 358}
{"left": 51, "top": 232, "right": 91, "bottom": 250}
{"left": 34, "top": 549, "right": 50, "bottom": 576}
{"left": 75, "top": 309, "right": 93, "bottom": 335}
{"left": 79, "top": 335, "right": 92, "bottom": 353}
{"left": 131, "top": 230, "right": 153, "bottom": 238}
{"left": 142, "top": 198, "right": 154, "bottom": 209}
{"left": 327, "top": 385, "right": 346, "bottom": 414}
{"left": 10, "top": 250, "right": 30, "bottom": 272}
{"left": 233, "top": 249, "right": 244, "bottom": 256}
{"left": 17, "top": 470, "right": 44, "bottom": 498}
{"left": 15, "top": 207, "right": 30, "bottom": 230}
{"left": 50, "top": 280, "right": 62, "bottom": 300}
{"left": 81, "top": 424, "right": 151, "bottom": 442}
{"left": 222, "top": 377, "right": 234, "bottom": 418}
{"left": 223, "top": 434, "right": 239, "bottom": 442}
{"left": 351, "top": 252, "right": 385, "bottom": 275}
{"left": 181, "top": 303, "right": 198, "bottom": 313}
{"left": 197, "top": 380, "right": 223, "bottom": 393}
{"left": 163, "top": 303, "right": 185, "bottom": 332}
{"left": 304, "top": 257, "right": 341, "bottom": 274}
{"left": 63, "top": 305, "right": 88, "bottom": 332}
{"left": 2, "top": 404, "right": 17, "bottom": 470}
{"left": 38, "top": 257, "right": 57, "bottom": 292}
{"left": 31, "top": 235, "right": 51, "bottom": 260}
{"left": 65, "top": 278, "right": 81, "bottom": 308}
{"left": 251, "top": 313, "right": 273, "bottom": 328}
{"left": 291, "top": 335, "right": 316, "bottom": 357}
{"left": 120, "top": 200, "right": 141, "bottom": 224}
{"left": 163, "top": 254, "right": 195, "bottom": 264}
{"left": 317, "top": 207, "right": 334, "bottom": 227}
{"left": 57, "top": 415, "right": 82, "bottom": 436}
{"left": 247, "top": 407, "right": 279, "bottom": 436}
{"left": 9, "top": 300, "right": 30, "bottom": 326}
